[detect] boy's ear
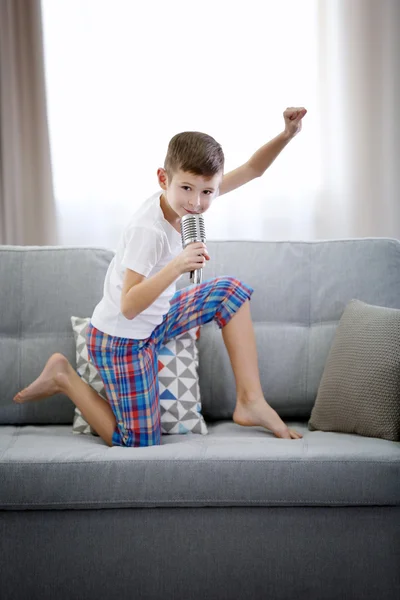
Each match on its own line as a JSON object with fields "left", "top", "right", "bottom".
{"left": 157, "top": 168, "right": 168, "bottom": 190}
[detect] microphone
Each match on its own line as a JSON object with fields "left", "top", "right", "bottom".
{"left": 180, "top": 213, "right": 206, "bottom": 285}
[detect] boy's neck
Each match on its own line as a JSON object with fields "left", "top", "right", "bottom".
{"left": 160, "top": 193, "right": 181, "bottom": 233}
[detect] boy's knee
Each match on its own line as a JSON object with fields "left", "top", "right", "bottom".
{"left": 214, "top": 276, "right": 248, "bottom": 292}
{"left": 214, "top": 275, "right": 240, "bottom": 287}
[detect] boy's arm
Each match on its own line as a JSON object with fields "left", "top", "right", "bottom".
{"left": 121, "top": 261, "right": 181, "bottom": 320}
{"left": 218, "top": 107, "right": 307, "bottom": 197}
{"left": 121, "top": 242, "right": 209, "bottom": 320}
{"left": 121, "top": 260, "right": 180, "bottom": 319}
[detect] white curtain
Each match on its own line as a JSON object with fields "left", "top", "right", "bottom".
{"left": 316, "top": 0, "right": 400, "bottom": 239}
{"left": 0, "top": 0, "right": 57, "bottom": 245}
{"left": 41, "top": 0, "right": 399, "bottom": 249}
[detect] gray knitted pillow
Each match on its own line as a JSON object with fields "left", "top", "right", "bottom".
{"left": 308, "top": 299, "right": 400, "bottom": 442}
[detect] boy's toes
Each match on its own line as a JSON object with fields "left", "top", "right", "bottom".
{"left": 290, "top": 429, "right": 303, "bottom": 439}
{"left": 274, "top": 426, "right": 303, "bottom": 440}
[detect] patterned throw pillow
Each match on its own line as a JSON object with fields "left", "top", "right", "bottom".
{"left": 70, "top": 316, "right": 208, "bottom": 436}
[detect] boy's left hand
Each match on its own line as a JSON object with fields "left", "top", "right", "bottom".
{"left": 283, "top": 107, "right": 307, "bottom": 138}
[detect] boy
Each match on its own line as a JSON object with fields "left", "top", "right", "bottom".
{"left": 14, "top": 107, "right": 307, "bottom": 447}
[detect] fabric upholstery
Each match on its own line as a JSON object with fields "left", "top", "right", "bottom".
{"left": 309, "top": 299, "right": 400, "bottom": 441}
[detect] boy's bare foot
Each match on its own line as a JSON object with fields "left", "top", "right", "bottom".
{"left": 13, "top": 353, "right": 71, "bottom": 403}
{"left": 233, "top": 397, "right": 303, "bottom": 440}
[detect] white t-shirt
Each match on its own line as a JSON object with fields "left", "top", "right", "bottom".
{"left": 90, "top": 191, "right": 183, "bottom": 339}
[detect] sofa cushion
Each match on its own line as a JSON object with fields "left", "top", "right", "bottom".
{"left": 0, "top": 246, "right": 114, "bottom": 425}
{"left": 0, "top": 422, "right": 399, "bottom": 509}
{"left": 309, "top": 299, "right": 400, "bottom": 442}
{"left": 185, "top": 238, "right": 400, "bottom": 421}
{"left": 71, "top": 316, "right": 207, "bottom": 436}
{"left": 2, "top": 239, "right": 400, "bottom": 425}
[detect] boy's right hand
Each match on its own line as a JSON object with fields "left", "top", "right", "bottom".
{"left": 173, "top": 242, "right": 210, "bottom": 275}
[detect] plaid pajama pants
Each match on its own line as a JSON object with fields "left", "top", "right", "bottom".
{"left": 86, "top": 276, "right": 254, "bottom": 447}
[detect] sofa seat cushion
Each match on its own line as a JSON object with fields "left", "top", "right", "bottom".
{"left": 0, "top": 421, "right": 399, "bottom": 510}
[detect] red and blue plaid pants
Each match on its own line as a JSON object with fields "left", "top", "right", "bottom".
{"left": 86, "top": 276, "right": 254, "bottom": 447}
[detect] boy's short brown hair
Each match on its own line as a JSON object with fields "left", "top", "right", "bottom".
{"left": 164, "top": 131, "right": 224, "bottom": 181}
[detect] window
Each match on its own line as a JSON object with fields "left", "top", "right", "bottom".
{"left": 42, "top": 0, "right": 320, "bottom": 247}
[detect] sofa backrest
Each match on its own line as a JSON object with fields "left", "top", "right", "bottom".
{"left": 0, "top": 246, "right": 114, "bottom": 425}
{"left": 190, "top": 238, "right": 400, "bottom": 420}
{"left": 1, "top": 239, "right": 400, "bottom": 425}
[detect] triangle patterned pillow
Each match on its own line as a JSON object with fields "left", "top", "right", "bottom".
{"left": 70, "top": 316, "right": 208, "bottom": 437}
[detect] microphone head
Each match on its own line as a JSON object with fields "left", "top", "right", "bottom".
{"left": 180, "top": 213, "right": 206, "bottom": 248}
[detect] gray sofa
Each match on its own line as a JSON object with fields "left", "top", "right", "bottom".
{"left": 1, "top": 239, "right": 399, "bottom": 600}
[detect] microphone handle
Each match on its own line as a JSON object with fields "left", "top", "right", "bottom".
{"left": 190, "top": 268, "right": 203, "bottom": 285}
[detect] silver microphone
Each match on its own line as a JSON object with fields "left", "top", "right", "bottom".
{"left": 180, "top": 213, "right": 206, "bottom": 285}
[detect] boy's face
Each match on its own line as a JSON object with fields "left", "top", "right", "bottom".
{"left": 157, "top": 168, "right": 223, "bottom": 219}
